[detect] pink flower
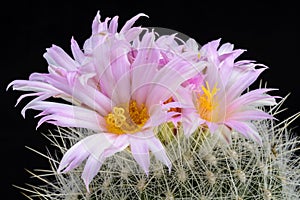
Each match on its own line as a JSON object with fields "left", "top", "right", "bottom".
{"left": 180, "top": 39, "right": 278, "bottom": 144}
{"left": 7, "top": 12, "right": 204, "bottom": 191}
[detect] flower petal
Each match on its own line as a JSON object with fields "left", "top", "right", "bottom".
{"left": 120, "top": 13, "right": 148, "bottom": 33}
{"left": 129, "top": 136, "right": 150, "bottom": 174}
{"left": 215, "top": 125, "right": 232, "bottom": 144}
{"left": 28, "top": 101, "right": 105, "bottom": 131}
{"left": 81, "top": 155, "right": 103, "bottom": 192}
{"left": 227, "top": 109, "right": 274, "bottom": 121}
{"left": 147, "top": 137, "right": 171, "bottom": 172}
{"left": 225, "top": 120, "right": 262, "bottom": 144}
{"left": 227, "top": 88, "right": 277, "bottom": 111}
{"left": 43, "top": 45, "right": 79, "bottom": 70}
{"left": 71, "top": 37, "right": 85, "bottom": 63}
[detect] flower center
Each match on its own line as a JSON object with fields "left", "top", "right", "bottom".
{"left": 105, "top": 100, "right": 149, "bottom": 134}
{"left": 197, "top": 82, "right": 219, "bottom": 122}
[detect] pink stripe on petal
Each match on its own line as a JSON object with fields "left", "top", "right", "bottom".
{"left": 227, "top": 110, "right": 274, "bottom": 121}
{"left": 131, "top": 64, "right": 158, "bottom": 105}
{"left": 147, "top": 137, "right": 171, "bottom": 172}
{"left": 110, "top": 69, "right": 131, "bottom": 105}
{"left": 228, "top": 88, "right": 277, "bottom": 111}
{"left": 110, "top": 42, "right": 131, "bottom": 81}
{"left": 57, "top": 140, "right": 90, "bottom": 173}
{"left": 225, "top": 120, "right": 262, "bottom": 144}
{"left": 82, "top": 155, "right": 105, "bottom": 192}
{"left": 58, "top": 133, "right": 118, "bottom": 191}
{"left": 215, "top": 125, "right": 232, "bottom": 144}
{"left": 226, "top": 67, "right": 266, "bottom": 100}
{"left": 225, "top": 120, "right": 250, "bottom": 138}
{"left": 130, "top": 138, "right": 150, "bottom": 175}
{"left": 28, "top": 101, "right": 105, "bottom": 131}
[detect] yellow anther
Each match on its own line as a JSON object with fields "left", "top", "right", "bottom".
{"left": 113, "top": 107, "right": 125, "bottom": 115}
{"left": 105, "top": 100, "right": 150, "bottom": 134}
{"left": 197, "top": 82, "right": 219, "bottom": 122}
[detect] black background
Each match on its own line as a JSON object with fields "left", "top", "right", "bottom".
{"left": 1, "top": 1, "right": 299, "bottom": 199}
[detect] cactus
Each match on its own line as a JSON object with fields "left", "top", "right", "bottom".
{"left": 16, "top": 97, "right": 300, "bottom": 199}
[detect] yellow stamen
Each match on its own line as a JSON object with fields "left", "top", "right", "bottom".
{"left": 197, "top": 53, "right": 201, "bottom": 59}
{"left": 197, "top": 82, "right": 219, "bottom": 122}
{"left": 105, "top": 100, "right": 149, "bottom": 134}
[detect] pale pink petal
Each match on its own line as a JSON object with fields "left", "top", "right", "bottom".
{"left": 110, "top": 71, "right": 131, "bottom": 105}
{"left": 147, "top": 137, "right": 171, "bottom": 172}
{"left": 110, "top": 41, "right": 131, "bottom": 81}
{"left": 7, "top": 79, "right": 61, "bottom": 93}
{"left": 15, "top": 92, "right": 44, "bottom": 107}
{"left": 57, "top": 140, "right": 90, "bottom": 173}
{"left": 218, "top": 50, "right": 245, "bottom": 86}
{"left": 43, "top": 45, "right": 79, "bottom": 70}
{"left": 146, "top": 84, "right": 176, "bottom": 108}
{"left": 226, "top": 66, "right": 266, "bottom": 100}
{"left": 131, "top": 64, "right": 158, "bottom": 105}
{"left": 185, "top": 38, "right": 199, "bottom": 51}
{"left": 227, "top": 88, "right": 277, "bottom": 111}
{"left": 108, "top": 16, "right": 119, "bottom": 33}
{"left": 206, "top": 122, "right": 220, "bottom": 134}
{"left": 246, "top": 123, "right": 262, "bottom": 144}
{"left": 145, "top": 59, "right": 206, "bottom": 106}
{"left": 227, "top": 109, "right": 274, "bottom": 121}
{"left": 58, "top": 132, "right": 120, "bottom": 191}
{"left": 92, "top": 40, "right": 117, "bottom": 99}
{"left": 28, "top": 101, "right": 105, "bottom": 131}
{"left": 123, "top": 26, "right": 146, "bottom": 42}
{"left": 132, "top": 31, "right": 160, "bottom": 68}
{"left": 91, "top": 11, "right": 102, "bottom": 34}
{"left": 82, "top": 154, "right": 104, "bottom": 192}
{"left": 27, "top": 71, "right": 111, "bottom": 115}
{"left": 120, "top": 13, "right": 148, "bottom": 33}
{"left": 102, "top": 134, "right": 130, "bottom": 157}
{"left": 57, "top": 133, "right": 116, "bottom": 173}
{"left": 109, "top": 42, "right": 132, "bottom": 104}
{"left": 130, "top": 137, "right": 150, "bottom": 175}
{"left": 20, "top": 93, "right": 57, "bottom": 117}
{"left": 81, "top": 134, "right": 129, "bottom": 191}
{"left": 217, "top": 42, "right": 234, "bottom": 54}
{"left": 143, "top": 104, "right": 168, "bottom": 129}
{"left": 200, "top": 39, "right": 221, "bottom": 64}
{"left": 71, "top": 37, "right": 85, "bottom": 63}
{"left": 215, "top": 125, "right": 232, "bottom": 144}
{"left": 225, "top": 120, "right": 250, "bottom": 138}
{"left": 181, "top": 109, "right": 203, "bottom": 137}
{"left": 225, "top": 120, "right": 262, "bottom": 144}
